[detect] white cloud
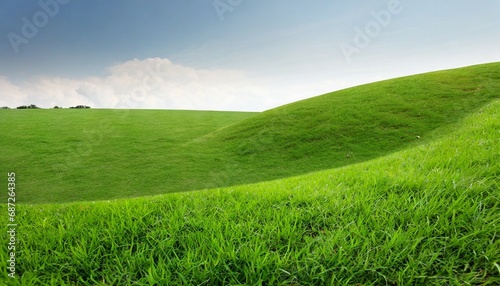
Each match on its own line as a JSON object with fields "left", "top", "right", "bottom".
{"left": 0, "top": 58, "right": 351, "bottom": 111}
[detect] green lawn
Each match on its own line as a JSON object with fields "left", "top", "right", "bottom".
{"left": 1, "top": 62, "right": 499, "bottom": 204}
{"left": 1, "top": 94, "right": 498, "bottom": 285}
{"left": 0, "top": 109, "right": 256, "bottom": 204}
{"left": 0, "top": 62, "right": 499, "bottom": 284}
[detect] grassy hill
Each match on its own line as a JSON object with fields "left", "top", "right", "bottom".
{"left": 205, "top": 62, "right": 500, "bottom": 183}
{"left": 1, "top": 94, "right": 499, "bottom": 284}
{"left": 1, "top": 62, "right": 499, "bottom": 204}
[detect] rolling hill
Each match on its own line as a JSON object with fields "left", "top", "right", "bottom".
{"left": 0, "top": 63, "right": 498, "bottom": 204}
{"left": 1, "top": 62, "right": 499, "bottom": 204}
{"left": 1, "top": 78, "right": 499, "bottom": 284}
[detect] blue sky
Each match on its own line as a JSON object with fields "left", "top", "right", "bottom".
{"left": 1, "top": 0, "right": 499, "bottom": 111}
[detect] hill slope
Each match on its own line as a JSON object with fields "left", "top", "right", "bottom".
{"left": 2, "top": 98, "right": 498, "bottom": 285}
{"left": 202, "top": 62, "right": 500, "bottom": 183}
{"left": 1, "top": 62, "right": 499, "bottom": 204}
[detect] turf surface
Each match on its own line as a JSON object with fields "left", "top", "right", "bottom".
{"left": 1, "top": 63, "right": 499, "bottom": 204}
{"left": 1, "top": 95, "right": 498, "bottom": 285}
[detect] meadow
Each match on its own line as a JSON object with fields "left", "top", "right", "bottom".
{"left": 0, "top": 63, "right": 499, "bottom": 284}
{"left": 0, "top": 62, "right": 499, "bottom": 204}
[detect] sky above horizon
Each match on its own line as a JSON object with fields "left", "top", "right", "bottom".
{"left": 1, "top": 0, "right": 499, "bottom": 111}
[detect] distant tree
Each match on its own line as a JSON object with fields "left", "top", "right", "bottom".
{"left": 53, "top": 106, "right": 62, "bottom": 109}
{"left": 17, "top": 104, "right": 41, "bottom": 109}
{"left": 1, "top": 106, "right": 10, "bottom": 109}
{"left": 70, "top": 105, "right": 91, "bottom": 109}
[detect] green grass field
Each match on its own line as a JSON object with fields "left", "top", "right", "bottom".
{"left": 1, "top": 63, "right": 499, "bottom": 284}
{"left": 1, "top": 62, "right": 499, "bottom": 204}
{"left": 0, "top": 109, "right": 256, "bottom": 204}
